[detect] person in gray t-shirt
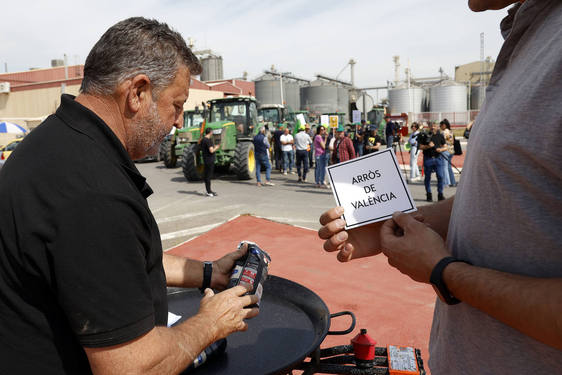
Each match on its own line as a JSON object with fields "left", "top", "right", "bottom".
{"left": 318, "top": 1, "right": 562, "bottom": 374}
{"left": 294, "top": 125, "right": 313, "bottom": 182}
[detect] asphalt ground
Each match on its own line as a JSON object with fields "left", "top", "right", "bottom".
{"left": 139, "top": 151, "right": 462, "bottom": 251}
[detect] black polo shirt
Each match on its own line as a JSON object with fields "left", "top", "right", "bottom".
{"left": 0, "top": 95, "right": 167, "bottom": 373}
{"left": 422, "top": 132, "right": 446, "bottom": 159}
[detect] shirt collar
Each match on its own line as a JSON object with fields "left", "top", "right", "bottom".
{"left": 55, "top": 94, "right": 153, "bottom": 198}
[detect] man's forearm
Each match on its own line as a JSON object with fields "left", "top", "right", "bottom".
{"left": 418, "top": 196, "right": 454, "bottom": 239}
{"left": 444, "top": 262, "right": 562, "bottom": 350}
{"left": 87, "top": 312, "right": 218, "bottom": 375}
{"left": 163, "top": 253, "right": 203, "bottom": 288}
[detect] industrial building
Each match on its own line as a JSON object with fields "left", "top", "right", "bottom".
{"left": 249, "top": 54, "right": 494, "bottom": 128}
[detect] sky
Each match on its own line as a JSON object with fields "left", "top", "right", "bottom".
{"left": 1, "top": 0, "right": 510, "bottom": 91}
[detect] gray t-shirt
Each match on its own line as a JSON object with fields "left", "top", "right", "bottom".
{"left": 294, "top": 131, "right": 312, "bottom": 151}
{"left": 429, "top": 1, "right": 562, "bottom": 374}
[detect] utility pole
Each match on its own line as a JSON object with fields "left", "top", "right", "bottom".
{"left": 349, "top": 59, "right": 356, "bottom": 87}
{"left": 279, "top": 72, "right": 284, "bottom": 105}
{"left": 479, "top": 32, "right": 485, "bottom": 107}
{"left": 393, "top": 56, "right": 400, "bottom": 86}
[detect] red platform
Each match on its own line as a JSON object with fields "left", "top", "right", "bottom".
{"left": 168, "top": 215, "right": 435, "bottom": 372}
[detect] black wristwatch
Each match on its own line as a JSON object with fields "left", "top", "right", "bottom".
{"left": 430, "top": 256, "right": 471, "bottom": 305}
{"left": 200, "top": 261, "right": 213, "bottom": 293}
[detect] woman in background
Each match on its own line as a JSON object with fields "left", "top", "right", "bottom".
{"left": 439, "top": 119, "right": 457, "bottom": 187}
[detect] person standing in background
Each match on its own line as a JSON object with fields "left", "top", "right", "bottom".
{"left": 305, "top": 123, "right": 314, "bottom": 168}
{"left": 420, "top": 121, "right": 447, "bottom": 202}
{"left": 201, "top": 127, "right": 220, "bottom": 196}
{"left": 353, "top": 120, "right": 365, "bottom": 157}
{"left": 280, "top": 127, "right": 294, "bottom": 175}
{"left": 253, "top": 126, "right": 274, "bottom": 187}
{"left": 385, "top": 115, "right": 396, "bottom": 153}
{"left": 314, "top": 125, "right": 328, "bottom": 188}
{"left": 272, "top": 124, "right": 284, "bottom": 171}
{"left": 331, "top": 125, "right": 356, "bottom": 164}
{"left": 294, "top": 124, "right": 312, "bottom": 183}
{"left": 408, "top": 122, "right": 422, "bottom": 182}
{"left": 440, "top": 119, "right": 457, "bottom": 187}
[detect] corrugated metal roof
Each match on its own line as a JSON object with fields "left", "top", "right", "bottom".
{"left": 0, "top": 65, "right": 84, "bottom": 86}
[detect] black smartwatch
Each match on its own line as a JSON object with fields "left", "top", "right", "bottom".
{"left": 200, "top": 261, "right": 213, "bottom": 293}
{"left": 430, "top": 256, "right": 471, "bottom": 305}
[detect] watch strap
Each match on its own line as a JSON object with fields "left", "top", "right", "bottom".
{"left": 200, "top": 261, "right": 213, "bottom": 293}
{"left": 430, "top": 256, "right": 471, "bottom": 305}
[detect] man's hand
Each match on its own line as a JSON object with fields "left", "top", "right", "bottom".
{"left": 199, "top": 285, "right": 259, "bottom": 339}
{"left": 318, "top": 207, "right": 385, "bottom": 262}
{"left": 211, "top": 243, "right": 248, "bottom": 290}
{"left": 380, "top": 212, "right": 449, "bottom": 283}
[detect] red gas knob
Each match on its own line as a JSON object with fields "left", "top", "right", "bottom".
{"left": 351, "top": 328, "right": 376, "bottom": 362}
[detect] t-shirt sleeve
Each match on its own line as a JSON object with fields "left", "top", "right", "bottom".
{"left": 50, "top": 192, "right": 157, "bottom": 347}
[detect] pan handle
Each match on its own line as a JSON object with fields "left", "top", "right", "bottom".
{"left": 327, "top": 311, "right": 356, "bottom": 335}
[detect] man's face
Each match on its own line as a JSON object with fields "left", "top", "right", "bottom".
{"left": 468, "top": 0, "right": 520, "bottom": 12}
{"left": 131, "top": 65, "right": 190, "bottom": 158}
{"left": 431, "top": 123, "right": 440, "bottom": 133}
{"left": 338, "top": 131, "right": 345, "bottom": 139}
{"left": 284, "top": 128, "right": 289, "bottom": 135}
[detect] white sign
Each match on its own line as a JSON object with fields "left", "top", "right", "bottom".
{"left": 296, "top": 113, "right": 306, "bottom": 127}
{"left": 326, "top": 149, "right": 416, "bottom": 229}
{"left": 321, "top": 115, "right": 330, "bottom": 127}
{"left": 352, "top": 110, "right": 361, "bottom": 124}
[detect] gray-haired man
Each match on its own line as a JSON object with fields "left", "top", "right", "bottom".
{"left": 0, "top": 17, "right": 258, "bottom": 374}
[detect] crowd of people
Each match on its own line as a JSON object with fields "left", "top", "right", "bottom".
{"left": 261, "top": 116, "right": 461, "bottom": 199}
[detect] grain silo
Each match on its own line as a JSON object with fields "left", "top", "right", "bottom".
{"left": 388, "top": 85, "right": 426, "bottom": 114}
{"left": 254, "top": 73, "right": 305, "bottom": 110}
{"left": 300, "top": 83, "right": 339, "bottom": 115}
{"left": 284, "top": 81, "right": 301, "bottom": 111}
{"left": 337, "top": 87, "right": 350, "bottom": 115}
{"left": 470, "top": 85, "right": 487, "bottom": 110}
{"left": 255, "top": 78, "right": 283, "bottom": 105}
{"left": 200, "top": 55, "right": 223, "bottom": 81}
{"left": 429, "top": 81, "right": 468, "bottom": 112}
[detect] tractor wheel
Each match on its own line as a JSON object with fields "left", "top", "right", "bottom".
{"left": 233, "top": 141, "right": 255, "bottom": 180}
{"left": 182, "top": 144, "right": 204, "bottom": 181}
{"left": 160, "top": 138, "right": 177, "bottom": 168}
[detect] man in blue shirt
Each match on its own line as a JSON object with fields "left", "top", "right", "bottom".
{"left": 253, "top": 126, "right": 274, "bottom": 186}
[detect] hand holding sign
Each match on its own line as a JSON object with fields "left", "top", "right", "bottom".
{"left": 326, "top": 149, "right": 416, "bottom": 229}
{"left": 318, "top": 207, "right": 385, "bottom": 262}
{"left": 319, "top": 150, "right": 418, "bottom": 262}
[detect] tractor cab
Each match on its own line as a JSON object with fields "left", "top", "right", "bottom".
{"left": 209, "top": 97, "right": 258, "bottom": 138}
{"left": 258, "top": 104, "right": 286, "bottom": 132}
{"left": 183, "top": 107, "right": 207, "bottom": 128}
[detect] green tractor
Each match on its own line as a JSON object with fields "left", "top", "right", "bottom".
{"left": 258, "top": 105, "right": 313, "bottom": 135}
{"left": 178, "top": 96, "right": 259, "bottom": 181}
{"left": 286, "top": 110, "right": 312, "bottom": 135}
{"left": 160, "top": 108, "right": 207, "bottom": 168}
{"left": 258, "top": 104, "right": 287, "bottom": 132}
{"left": 367, "top": 106, "right": 387, "bottom": 139}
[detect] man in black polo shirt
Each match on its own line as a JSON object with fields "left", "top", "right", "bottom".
{"left": 419, "top": 121, "right": 448, "bottom": 202}
{"left": 0, "top": 17, "right": 258, "bottom": 374}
